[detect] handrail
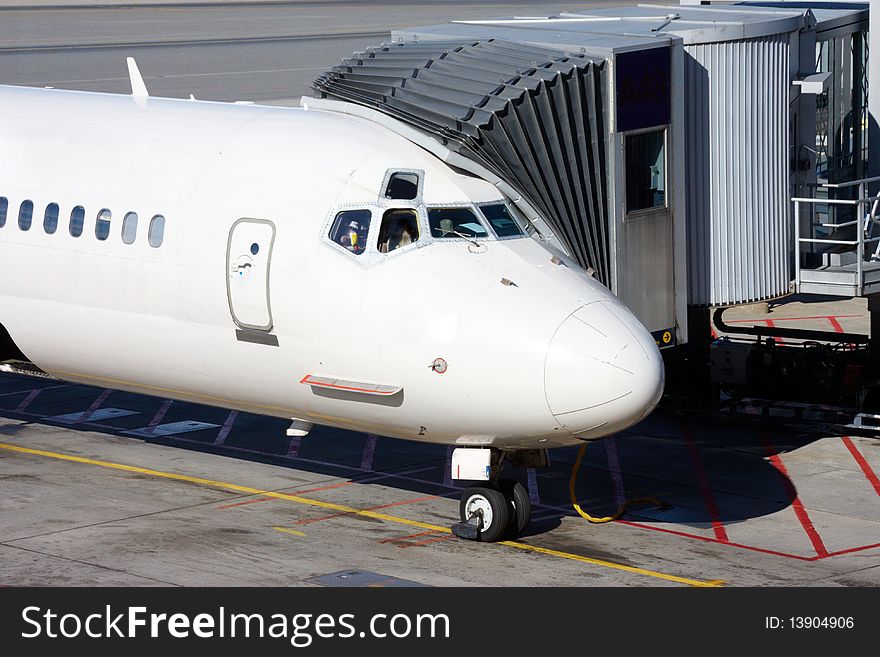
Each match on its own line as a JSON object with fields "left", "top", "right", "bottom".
{"left": 819, "top": 175, "right": 880, "bottom": 189}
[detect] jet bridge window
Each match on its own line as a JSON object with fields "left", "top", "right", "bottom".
{"left": 480, "top": 204, "right": 524, "bottom": 237}
{"left": 18, "top": 200, "right": 33, "bottom": 231}
{"left": 95, "top": 209, "right": 112, "bottom": 241}
{"left": 428, "top": 207, "right": 488, "bottom": 239}
{"left": 329, "top": 209, "right": 371, "bottom": 256}
{"left": 625, "top": 130, "right": 666, "bottom": 214}
{"left": 69, "top": 206, "right": 85, "bottom": 237}
{"left": 377, "top": 209, "right": 420, "bottom": 253}
{"left": 384, "top": 172, "right": 419, "bottom": 200}
{"left": 0, "top": 197, "right": 7, "bottom": 228}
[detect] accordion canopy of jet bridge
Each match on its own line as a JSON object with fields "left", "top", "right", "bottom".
{"left": 313, "top": 40, "right": 613, "bottom": 287}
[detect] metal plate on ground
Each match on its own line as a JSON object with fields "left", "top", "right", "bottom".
{"left": 47, "top": 408, "right": 140, "bottom": 424}
{"left": 123, "top": 420, "right": 220, "bottom": 438}
{"left": 306, "top": 570, "right": 427, "bottom": 588}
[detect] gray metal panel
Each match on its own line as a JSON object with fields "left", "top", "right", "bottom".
{"left": 685, "top": 34, "right": 792, "bottom": 305}
{"left": 314, "top": 40, "right": 614, "bottom": 284}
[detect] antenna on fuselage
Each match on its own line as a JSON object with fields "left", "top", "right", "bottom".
{"left": 126, "top": 57, "right": 149, "bottom": 99}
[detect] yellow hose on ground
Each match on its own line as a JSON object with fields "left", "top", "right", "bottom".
{"left": 569, "top": 443, "right": 666, "bottom": 523}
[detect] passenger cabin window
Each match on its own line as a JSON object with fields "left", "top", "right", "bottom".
{"left": 625, "top": 130, "right": 666, "bottom": 214}
{"left": 480, "top": 204, "right": 524, "bottom": 237}
{"left": 148, "top": 214, "right": 165, "bottom": 248}
{"left": 0, "top": 197, "right": 7, "bottom": 228}
{"left": 121, "top": 212, "right": 138, "bottom": 244}
{"left": 69, "top": 206, "right": 85, "bottom": 237}
{"left": 95, "top": 209, "right": 112, "bottom": 240}
{"left": 44, "top": 203, "right": 59, "bottom": 234}
{"left": 377, "top": 209, "right": 419, "bottom": 253}
{"left": 18, "top": 200, "right": 34, "bottom": 231}
{"left": 428, "top": 207, "right": 488, "bottom": 239}
{"left": 384, "top": 172, "right": 419, "bottom": 200}
{"left": 329, "top": 209, "right": 371, "bottom": 255}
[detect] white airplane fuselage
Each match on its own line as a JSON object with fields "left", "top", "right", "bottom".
{"left": 0, "top": 84, "right": 664, "bottom": 451}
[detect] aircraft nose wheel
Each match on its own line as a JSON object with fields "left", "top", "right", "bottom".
{"left": 453, "top": 480, "right": 532, "bottom": 542}
{"left": 454, "top": 487, "right": 510, "bottom": 542}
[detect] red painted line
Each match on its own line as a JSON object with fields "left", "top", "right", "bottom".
{"left": 710, "top": 326, "right": 718, "bottom": 339}
{"left": 826, "top": 317, "right": 845, "bottom": 333}
{"left": 380, "top": 530, "right": 437, "bottom": 544}
{"left": 680, "top": 420, "right": 729, "bottom": 542}
{"left": 604, "top": 437, "right": 627, "bottom": 509}
{"left": 293, "top": 481, "right": 353, "bottom": 496}
{"left": 760, "top": 434, "right": 829, "bottom": 558}
{"left": 76, "top": 389, "right": 112, "bottom": 423}
{"left": 400, "top": 535, "right": 455, "bottom": 548}
{"left": 617, "top": 520, "right": 817, "bottom": 561}
{"left": 823, "top": 542, "right": 880, "bottom": 558}
{"left": 292, "top": 495, "right": 436, "bottom": 526}
{"left": 764, "top": 319, "right": 785, "bottom": 345}
{"left": 287, "top": 435, "right": 302, "bottom": 458}
{"left": 218, "top": 496, "right": 275, "bottom": 509}
{"left": 841, "top": 436, "right": 880, "bottom": 496}
{"left": 0, "top": 384, "right": 68, "bottom": 398}
{"left": 14, "top": 389, "right": 42, "bottom": 413}
{"left": 213, "top": 410, "right": 238, "bottom": 447}
{"left": 360, "top": 434, "right": 377, "bottom": 470}
{"left": 725, "top": 314, "right": 860, "bottom": 323}
{"left": 142, "top": 400, "right": 173, "bottom": 433}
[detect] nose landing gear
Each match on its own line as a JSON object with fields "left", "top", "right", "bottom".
{"left": 450, "top": 448, "right": 537, "bottom": 542}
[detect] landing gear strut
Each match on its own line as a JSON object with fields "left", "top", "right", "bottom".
{"left": 450, "top": 448, "right": 536, "bottom": 542}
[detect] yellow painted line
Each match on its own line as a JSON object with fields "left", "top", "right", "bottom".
{"left": 273, "top": 526, "right": 306, "bottom": 537}
{"left": 0, "top": 442, "right": 723, "bottom": 587}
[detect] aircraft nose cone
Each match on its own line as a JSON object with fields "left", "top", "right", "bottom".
{"left": 544, "top": 301, "right": 664, "bottom": 439}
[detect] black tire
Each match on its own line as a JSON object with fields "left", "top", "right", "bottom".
{"left": 498, "top": 478, "right": 531, "bottom": 537}
{"left": 459, "top": 487, "right": 510, "bottom": 542}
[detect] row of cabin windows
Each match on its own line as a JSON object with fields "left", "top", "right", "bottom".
{"left": 0, "top": 197, "right": 165, "bottom": 248}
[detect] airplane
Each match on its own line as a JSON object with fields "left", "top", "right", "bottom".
{"left": 0, "top": 60, "right": 664, "bottom": 542}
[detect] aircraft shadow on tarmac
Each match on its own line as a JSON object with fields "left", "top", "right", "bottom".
{"left": 0, "top": 373, "right": 817, "bottom": 539}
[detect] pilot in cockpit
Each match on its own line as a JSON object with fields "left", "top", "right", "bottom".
{"left": 378, "top": 211, "right": 418, "bottom": 253}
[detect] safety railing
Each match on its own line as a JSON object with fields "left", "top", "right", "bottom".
{"left": 794, "top": 175, "right": 880, "bottom": 296}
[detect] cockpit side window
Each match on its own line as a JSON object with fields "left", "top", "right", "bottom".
{"left": 384, "top": 172, "right": 420, "bottom": 200}
{"left": 377, "top": 209, "right": 420, "bottom": 253}
{"left": 480, "top": 204, "right": 524, "bottom": 237}
{"left": 428, "top": 207, "right": 488, "bottom": 239}
{"left": 329, "top": 209, "right": 371, "bottom": 256}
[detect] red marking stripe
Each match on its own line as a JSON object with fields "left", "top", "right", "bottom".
{"left": 760, "top": 434, "right": 829, "bottom": 558}
{"left": 293, "top": 495, "right": 436, "bottom": 526}
{"left": 218, "top": 496, "right": 275, "bottom": 509}
{"left": 680, "top": 420, "right": 729, "bottom": 542}
{"left": 725, "top": 314, "right": 860, "bottom": 323}
{"left": 826, "top": 317, "right": 845, "bottom": 333}
{"left": 841, "top": 436, "right": 880, "bottom": 497}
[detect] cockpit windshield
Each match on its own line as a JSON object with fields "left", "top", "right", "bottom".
{"left": 479, "top": 204, "right": 524, "bottom": 237}
{"left": 428, "top": 207, "right": 488, "bottom": 239}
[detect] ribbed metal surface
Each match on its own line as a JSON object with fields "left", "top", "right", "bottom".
{"left": 685, "top": 34, "right": 791, "bottom": 306}
{"left": 313, "top": 40, "right": 611, "bottom": 285}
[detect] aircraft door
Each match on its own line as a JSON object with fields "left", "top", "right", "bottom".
{"left": 226, "top": 218, "right": 276, "bottom": 331}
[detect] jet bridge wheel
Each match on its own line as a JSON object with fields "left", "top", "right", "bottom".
{"left": 458, "top": 487, "right": 510, "bottom": 542}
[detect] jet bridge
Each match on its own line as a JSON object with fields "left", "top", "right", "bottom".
{"left": 312, "top": 1, "right": 873, "bottom": 353}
